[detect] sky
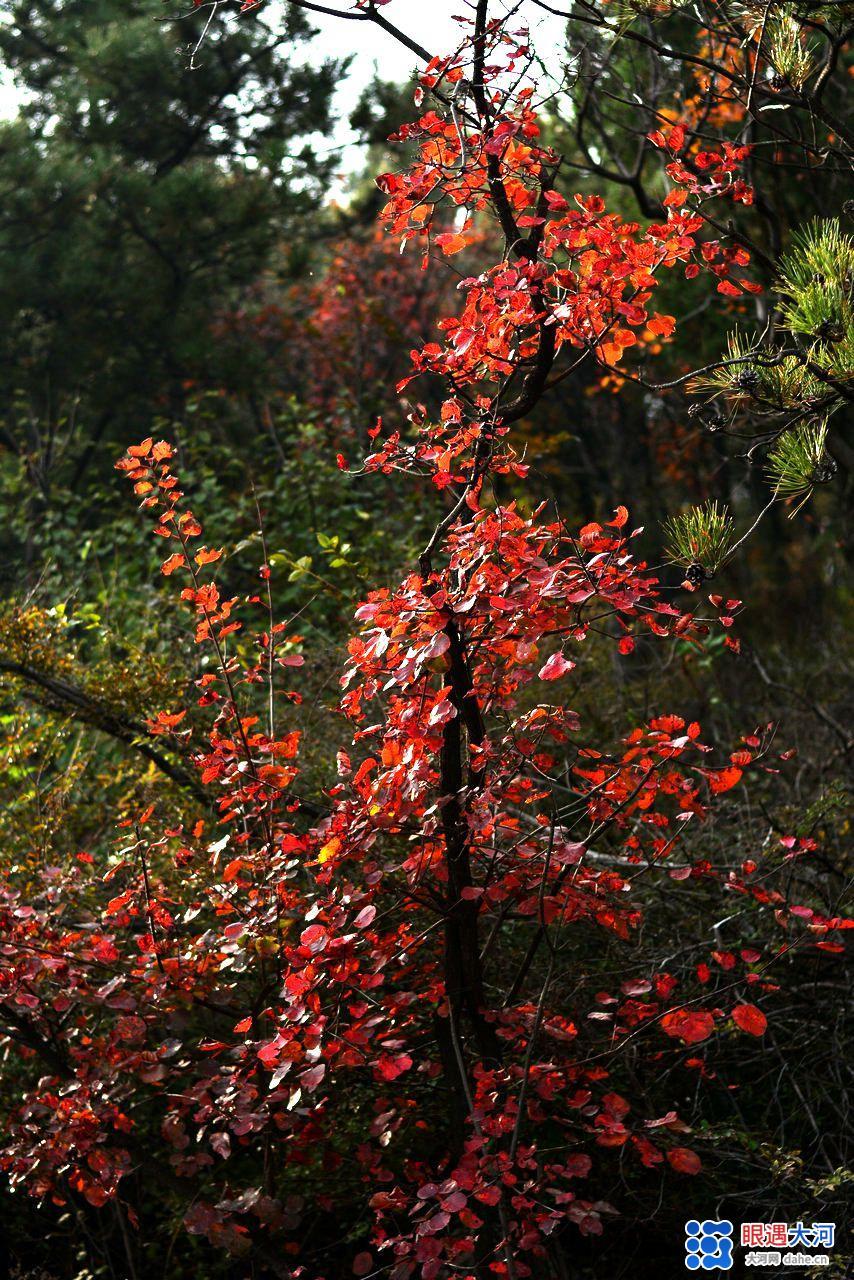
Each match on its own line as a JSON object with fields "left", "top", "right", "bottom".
{"left": 0, "top": 76, "right": 17, "bottom": 122}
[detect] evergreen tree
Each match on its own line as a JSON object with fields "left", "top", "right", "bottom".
{"left": 0, "top": 0, "right": 344, "bottom": 505}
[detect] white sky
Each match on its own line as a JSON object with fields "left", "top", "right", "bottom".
{"left": 0, "top": 77, "right": 17, "bottom": 121}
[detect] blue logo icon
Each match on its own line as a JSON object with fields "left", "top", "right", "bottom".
{"left": 685, "top": 1220, "right": 734, "bottom": 1271}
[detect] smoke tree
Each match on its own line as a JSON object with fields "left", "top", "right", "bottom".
{"left": 0, "top": 3, "right": 851, "bottom": 1278}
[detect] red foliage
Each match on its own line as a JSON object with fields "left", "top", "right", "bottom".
{"left": 0, "top": 9, "right": 849, "bottom": 1279}
{"left": 732, "top": 1003, "right": 768, "bottom": 1037}
{"left": 217, "top": 229, "right": 450, "bottom": 441}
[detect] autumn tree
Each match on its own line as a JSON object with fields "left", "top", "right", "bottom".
{"left": 0, "top": 3, "right": 851, "bottom": 1279}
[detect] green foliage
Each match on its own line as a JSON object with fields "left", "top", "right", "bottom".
{"left": 766, "top": 421, "right": 835, "bottom": 509}
{"left": 663, "top": 499, "right": 735, "bottom": 575}
{"left": 0, "top": 393, "right": 431, "bottom": 868}
{"left": 692, "top": 219, "right": 854, "bottom": 411}
{"left": 777, "top": 219, "right": 854, "bottom": 367}
{"left": 689, "top": 217, "right": 851, "bottom": 518}
{"left": 690, "top": 329, "right": 777, "bottom": 403}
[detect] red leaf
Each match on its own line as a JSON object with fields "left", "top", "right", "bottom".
{"left": 667, "top": 123, "right": 686, "bottom": 152}
{"left": 441, "top": 1190, "right": 467, "bottom": 1213}
{"left": 300, "top": 1064, "right": 327, "bottom": 1091}
{"left": 731, "top": 1003, "right": 767, "bottom": 1036}
{"left": 210, "top": 1132, "right": 231, "bottom": 1159}
{"left": 106, "top": 890, "right": 133, "bottom": 917}
{"left": 667, "top": 1146, "right": 701, "bottom": 1174}
{"left": 661, "top": 1008, "right": 715, "bottom": 1045}
{"left": 621, "top": 978, "right": 652, "bottom": 997}
{"left": 708, "top": 766, "right": 742, "bottom": 794}
{"left": 377, "top": 1053, "right": 413, "bottom": 1081}
{"left": 538, "top": 652, "right": 574, "bottom": 681}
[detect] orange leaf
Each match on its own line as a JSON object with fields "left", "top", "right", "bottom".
{"left": 195, "top": 547, "right": 223, "bottom": 566}
{"left": 648, "top": 314, "right": 676, "bottom": 338}
{"left": 434, "top": 231, "right": 470, "bottom": 256}
{"left": 258, "top": 764, "right": 296, "bottom": 789}
{"left": 146, "top": 710, "right": 187, "bottom": 733}
{"left": 161, "top": 553, "right": 186, "bottom": 576}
